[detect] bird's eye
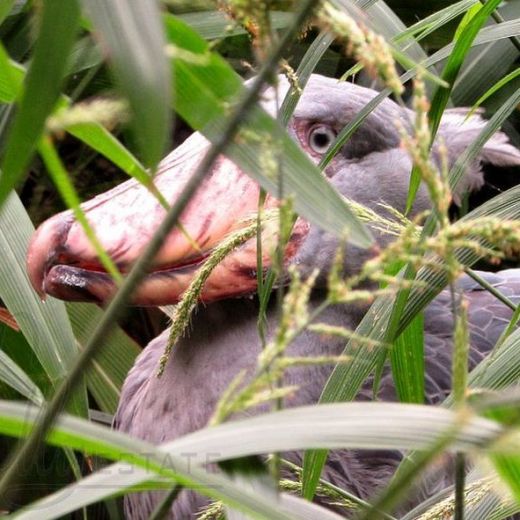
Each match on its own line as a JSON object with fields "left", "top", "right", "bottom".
{"left": 308, "top": 125, "right": 336, "bottom": 154}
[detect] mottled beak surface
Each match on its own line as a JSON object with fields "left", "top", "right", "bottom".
{"left": 27, "top": 132, "right": 308, "bottom": 305}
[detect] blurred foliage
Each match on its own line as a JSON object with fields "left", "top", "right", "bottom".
{"left": 1, "top": 0, "right": 520, "bottom": 518}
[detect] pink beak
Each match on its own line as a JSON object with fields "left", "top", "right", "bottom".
{"left": 27, "top": 132, "right": 309, "bottom": 305}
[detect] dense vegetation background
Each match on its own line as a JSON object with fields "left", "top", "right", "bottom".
{"left": 0, "top": 0, "right": 520, "bottom": 518}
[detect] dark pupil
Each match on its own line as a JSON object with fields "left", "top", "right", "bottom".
{"left": 313, "top": 131, "right": 330, "bottom": 149}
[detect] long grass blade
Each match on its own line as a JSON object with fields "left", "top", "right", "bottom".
{"left": 3, "top": 400, "right": 513, "bottom": 518}
{"left": 405, "top": 0, "right": 503, "bottom": 212}
{"left": 165, "top": 14, "right": 372, "bottom": 246}
{"left": 0, "top": 0, "right": 319, "bottom": 505}
{"left": 0, "top": 0, "right": 81, "bottom": 205}
{"left": 0, "top": 192, "right": 87, "bottom": 417}
{"left": 0, "top": 350, "right": 44, "bottom": 405}
{"left": 81, "top": 0, "right": 171, "bottom": 168}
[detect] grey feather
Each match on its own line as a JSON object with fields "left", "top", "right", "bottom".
{"left": 113, "top": 75, "right": 520, "bottom": 518}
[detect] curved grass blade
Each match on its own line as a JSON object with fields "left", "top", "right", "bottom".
{"left": 366, "top": 0, "right": 428, "bottom": 63}
{"left": 81, "top": 0, "right": 171, "bottom": 169}
{"left": 423, "top": 17, "right": 520, "bottom": 77}
{"left": 395, "top": 0, "right": 479, "bottom": 46}
{"left": 165, "top": 14, "right": 372, "bottom": 246}
{"left": 465, "top": 67, "right": 520, "bottom": 119}
{"left": 0, "top": 0, "right": 81, "bottom": 206}
{"left": 303, "top": 179, "right": 520, "bottom": 498}
{"left": 0, "top": 42, "right": 23, "bottom": 102}
{"left": 279, "top": 31, "right": 335, "bottom": 127}
{"left": 405, "top": 0, "right": 503, "bottom": 213}
{"left": 389, "top": 313, "right": 425, "bottom": 404}
{"left": 3, "top": 400, "right": 513, "bottom": 518}
{"left": 176, "top": 10, "right": 293, "bottom": 41}
{"left": 0, "top": 350, "right": 44, "bottom": 405}
{"left": 0, "top": 0, "right": 16, "bottom": 24}
{"left": 0, "top": 192, "right": 87, "bottom": 417}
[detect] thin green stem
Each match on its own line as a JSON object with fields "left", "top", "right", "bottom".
{"left": 0, "top": 0, "right": 317, "bottom": 505}
{"left": 463, "top": 267, "right": 517, "bottom": 311}
{"left": 454, "top": 452, "right": 466, "bottom": 520}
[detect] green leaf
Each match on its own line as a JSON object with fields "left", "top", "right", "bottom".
{"left": 66, "top": 123, "right": 152, "bottom": 188}
{"left": 165, "top": 14, "right": 372, "bottom": 247}
{"left": 0, "top": 50, "right": 164, "bottom": 202}
{"left": 0, "top": 323, "right": 51, "bottom": 399}
{"left": 390, "top": 313, "right": 425, "bottom": 404}
{"left": 0, "top": 349, "right": 44, "bottom": 405}
{"left": 82, "top": 0, "right": 171, "bottom": 168}
{"left": 302, "top": 180, "right": 520, "bottom": 499}
{"left": 279, "top": 31, "right": 335, "bottom": 127}
{"left": 490, "top": 454, "right": 520, "bottom": 509}
{"left": 0, "top": 42, "right": 24, "bottom": 102}
{"left": 67, "top": 302, "right": 140, "bottom": 414}
{"left": 465, "top": 67, "right": 520, "bottom": 119}
{"left": 0, "top": 0, "right": 81, "bottom": 206}
{"left": 0, "top": 192, "right": 87, "bottom": 417}
{"left": 6, "top": 400, "right": 513, "bottom": 517}
{"left": 405, "top": 0, "right": 503, "bottom": 213}
{"left": 454, "top": 3, "right": 482, "bottom": 40}
{"left": 395, "top": 0, "right": 479, "bottom": 46}
{"left": 0, "top": 0, "right": 16, "bottom": 25}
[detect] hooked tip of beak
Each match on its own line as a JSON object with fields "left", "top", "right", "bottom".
{"left": 26, "top": 212, "right": 74, "bottom": 298}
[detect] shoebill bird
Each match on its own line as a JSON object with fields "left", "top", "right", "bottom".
{"left": 27, "top": 74, "right": 520, "bottom": 518}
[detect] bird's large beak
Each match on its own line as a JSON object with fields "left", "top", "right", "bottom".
{"left": 27, "top": 132, "right": 309, "bottom": 305}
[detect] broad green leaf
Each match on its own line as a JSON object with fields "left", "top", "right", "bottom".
{"left": 0, "top": 0, "right": 81, "bottom": 205}
{"left": 303, "top": 180, "right": 520, "bottom": 498}
{"left": 67, "top": 302, "right": 140, "bottom": 414}
{"left": 0, "top": 42, "right": 23, "bottom": 102}
{"left": 0, "top": 401, "right": 404, "bottom": 520}
{"left": 405, "top": 0, "right": 503, "bottom": 213}
{"left": 82, "top": 0, "right": 171, "bottom": 168}
{"left": 5, "top": 400, "right": 515, "bottom": 518}
{"left": 165, "top": 14, "right": 372, "bottom": 247}
{"left": 0, "top": 192, "right": 87, "bottom": 417}
{"left": 389, "top": 313, "right": 425, "bottom": 404}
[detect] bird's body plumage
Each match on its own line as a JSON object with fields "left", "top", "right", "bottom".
{"left": 27, "top": 75, "right": 520, "bottom": 518}
{"left": 116, "top": 271, "right": 520, "bottom": 518}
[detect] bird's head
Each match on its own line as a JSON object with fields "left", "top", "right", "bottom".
{"left": 26, "top": 74, "right": 520, "bottom": 305}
